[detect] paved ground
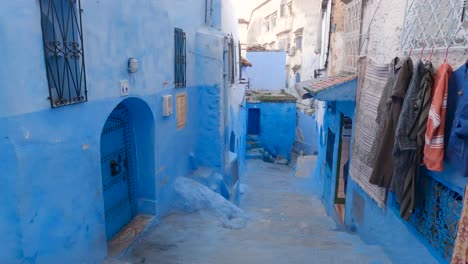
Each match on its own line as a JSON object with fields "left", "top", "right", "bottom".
{"left": 110, "top": 159, "right": 391, "bottom": 264}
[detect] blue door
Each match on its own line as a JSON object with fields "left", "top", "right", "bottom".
{"left": 248, "top": 108, "right": 260, "bottom": 135}
{"left": 101, "top": 104, "right": 136, "bottom": 240}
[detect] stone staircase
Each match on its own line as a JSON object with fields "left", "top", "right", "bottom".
{"left": 246, "top": 135, "right": 288, "bottom": 165}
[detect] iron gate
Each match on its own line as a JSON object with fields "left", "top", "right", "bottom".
{"left": 101, "top": 104, "right": 137, "bottom": 240}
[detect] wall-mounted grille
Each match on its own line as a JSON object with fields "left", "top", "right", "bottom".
{"left": 39, "top": 0, "right": 88, "bottom": 108}
{"left": 392, "top": 174, "right": 463, "bottom": 261}
{"left": 401, "top": 0, "right": 468, "bottom": 51}
{"left": 227, "top": 35, "right": 235, "bottom": 84}
{"left": 174, "top": 28, "right": 186, "bottom": 88}
{"left": 343, "top": 0, "right": 362, "bottom": 72}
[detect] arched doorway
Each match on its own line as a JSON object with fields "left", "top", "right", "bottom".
{"left": 100, "top": 98, "right": 155, "bottom": 241}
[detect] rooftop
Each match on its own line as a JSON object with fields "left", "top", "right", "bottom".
{"left": 295, "top": 72, "right": 357, "bottom": 101}
{"left": 246, "top": 90, "right": 297, "bottom": 103}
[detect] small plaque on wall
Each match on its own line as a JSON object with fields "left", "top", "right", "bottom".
{"left": 176, "top": 93, "right": 187, "bottom": 129}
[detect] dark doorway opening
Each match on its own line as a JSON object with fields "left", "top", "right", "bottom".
{"left": 248, "top": 108, "right": 260, "bottom": 135}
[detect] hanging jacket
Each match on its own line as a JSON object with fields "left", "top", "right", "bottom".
{"left": 446, "top": 63, "right": 468, "bottom": 177}
{"left": 368, "top": 58, "right": 402, "bottom": 166}
{"left": 391, "top": 60, "right": 426, "bottom": 203}
{"left": 398, "top": 61, "right": 434, "bottom": 220}
{"left": 369, "top": 57, "right": 413, "bottom": 188}
{"left": 423, "top": 63, "right": 453, "bottom": 171}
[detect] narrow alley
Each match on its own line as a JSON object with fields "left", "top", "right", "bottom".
{"left": 3, "top": 0, "right": 468, "bottom": 263}
{"left": 109, "top": 159, "right": 390, "bottom": 264}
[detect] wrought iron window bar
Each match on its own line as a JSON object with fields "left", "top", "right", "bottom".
{"left": 228, "top": 35, "right": 235, "bottom": 84}
{"left": 39, "top": 0, "right": 88, "bottom": 108}
{"left": 392, "top": 173, "right": 463, "bottom": 262}
{"left": 175, "top": 28, "right": 187, "bottom": 88}
{"left": 401, "top": 0, "right": 468, "bottom": 52}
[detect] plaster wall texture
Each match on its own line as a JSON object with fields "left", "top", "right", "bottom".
{"left": 0, "top": 0, "right": 240, "bottom": 263}
{"left": 361, "top": 0, "right": 468, "bottom": 68}
{"left": 245, "top": 51, "right": 287, "bottom": 90}
{"left": 246, "top": 0, "right": 282, "bottom": 48}
{"left": 238, "top": 22, "right": 249, "bottom": 57}
{"left": 246, "top": 102, "right": 296, "bottom": 160}
{"left": 327, "top": 0, "right": 346, "bottom": 76}
{"left": 288, "top": 0, "right": 322, "bottom": 86}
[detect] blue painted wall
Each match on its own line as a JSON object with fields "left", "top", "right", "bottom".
{"left": 0, "top": 0, "right": 240, "bottom": 263}
{"left": 314, "top": 101, "right": 355, "bottom": 211}
{"left": 244, "top": 51, "right": 287, "bottom": 90}
{"left": 295, "top": 111, "right": 319, "bottom": 155}
{"left": 246, "top": 102, "right": 296, "bottom": 161}
{"left": 229, "top": 84, "right": 247, "bottom": 174}
{"left": 313, "top": 101, "right": 439, "bottom": 263}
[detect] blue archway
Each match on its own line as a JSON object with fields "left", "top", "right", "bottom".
{"left": 100, "top": 98, "right": 155, "bottom": 240}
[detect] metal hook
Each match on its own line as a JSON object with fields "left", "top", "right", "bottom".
{"left": 428, "top": 46, "right": 434, "bottom": 62}
{"left": 444, "top": 46, "right": 449, "bottom": 64}
{"left": 419, "top": 46, "right": 425, "bottom": 60}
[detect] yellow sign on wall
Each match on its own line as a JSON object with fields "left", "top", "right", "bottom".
{"left": 176, "top": 93, "right": 187, "bottom": 129}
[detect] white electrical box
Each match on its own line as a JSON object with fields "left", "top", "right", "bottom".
{"left": 162, "top": 95, "right": 173, "bottom": 116}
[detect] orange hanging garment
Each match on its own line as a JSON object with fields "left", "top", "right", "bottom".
{"left": 423, "top": 63, "right": 453, "bottom": 171}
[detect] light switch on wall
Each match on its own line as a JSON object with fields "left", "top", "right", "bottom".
{"left": 120, "top": 80, "right": 129, "bottom": 96}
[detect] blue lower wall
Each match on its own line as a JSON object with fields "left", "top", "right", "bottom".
{"left": 344, "top": 179, "right": 440, "bottom": 263}
{"left": 0, "top": 85, "right": 222, "bottom": 264}
{"left": 295, "top": 111, "right": 318, "bottom": 155}
{"left": 313, "top": 100, "right": 438, "bottom": 263}
{"left": 246, "top": 102, "right": 296, "bottom": 161}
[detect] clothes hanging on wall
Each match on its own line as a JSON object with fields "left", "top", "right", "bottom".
{"left": 369, "top": 57, "right": 413, "bottom": 188}
{"left": 446, "top": 62, "right": 468, "bottom": 177}
{"left": 390, "top": 61, "right": 425, "bottom": 202}
{"left": 367, "top": 57, "right": 402, "bottom": 166}
{"left": 423, "top": 63, "right": 453, "bottom": 171}
{"left": 395, "top": 61, "right": 434, "bottom": 220}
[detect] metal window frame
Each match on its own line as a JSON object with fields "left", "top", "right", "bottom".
{"left": 401, "top": 0, "right": 468, "bottom": 52}
{"left": 343, "top": 0, "right": 362, "bottom": 73}
{"left": 174, "top": 28, "right": 187, "bottom": 88}
{"left": 227, "top": 35, "right": 235, "bottom": 84}
{"left": 39, "top": 0, "right": 88, "bottom": 108}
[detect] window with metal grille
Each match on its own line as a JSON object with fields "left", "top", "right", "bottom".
{"left": 228, "top": 35, "right": 235, "bottom": 84}
{"left": 343, "top": 0, "right": 361, "bottom": 73}
{"left": 326, "top": 128, "right": 336, "bottom": 169}
{"left": 39, "top": 0, "right": 87, "bottom": 108}
{"left": 401, "top": 0, "right": 468, "bottom": 51}
{"left": 392, "top": 174, "right": 463, "bottom": 262}
{"left": 174, "top": 28, "right": 186, "bottom": 88}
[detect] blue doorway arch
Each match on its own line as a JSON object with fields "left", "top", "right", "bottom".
{"left": 100, "top": 98, "right": 156, "bottom": 240}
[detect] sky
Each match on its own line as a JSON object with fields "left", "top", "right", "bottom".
{"left": 234, "top": 0, "right": 261, "bottom": 19}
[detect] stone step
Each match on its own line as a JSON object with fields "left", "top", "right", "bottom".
{"left": 246, "top": 148, "right": 264, "bottom": 159}
{"left": 246, "top": 141, "right": 260, "bottom": 150}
